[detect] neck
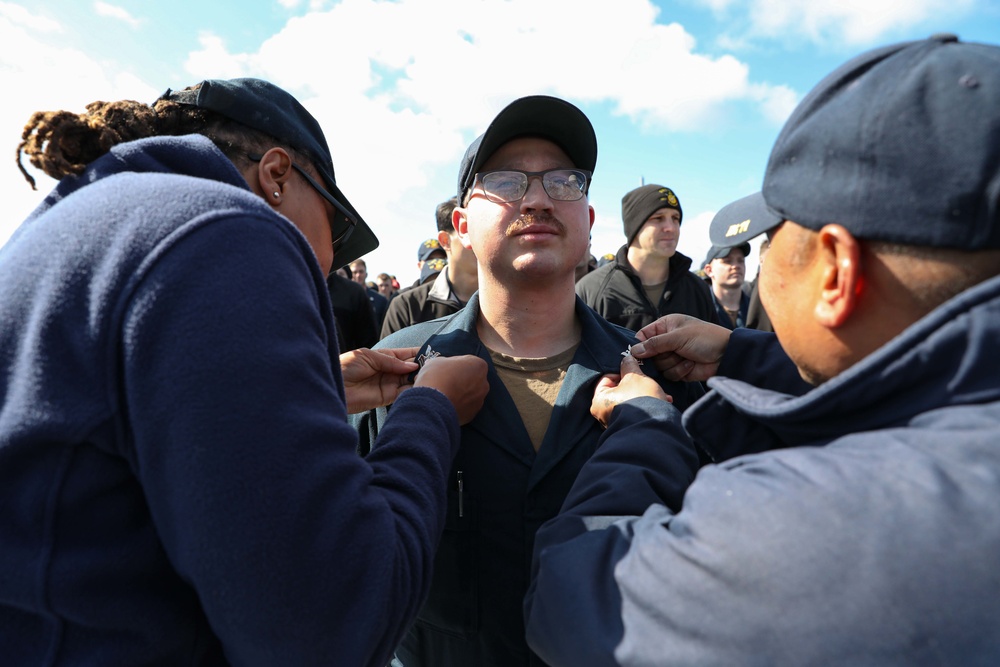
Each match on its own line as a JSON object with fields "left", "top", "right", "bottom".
{"left": 475, "top": 272, "right": 581, "bottom": 358}
{"left": 626, "top": 247, "right": 671, "bottom": 285}
{"left": 713, "top": 282, "right": 743, "bottom": 310}
{"left": 447, "top": 263, "right": 479, "bottom": 303}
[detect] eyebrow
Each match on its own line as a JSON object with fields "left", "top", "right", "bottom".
{"left": 483, "top": 157, "right": 576, "bottom": 171}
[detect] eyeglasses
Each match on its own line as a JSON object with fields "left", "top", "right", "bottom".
{"left": 247, "top": 154, "right": 357, "bottom": 253}
{"left": 473, "top": 168, "right": 591, "bottom": 204}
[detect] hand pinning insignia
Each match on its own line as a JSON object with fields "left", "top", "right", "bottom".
{"left": 416, "top": 345, "right": 441, "bottom": 367}
{"left": 621, "top": 344, "right": 643, "bottom": 365}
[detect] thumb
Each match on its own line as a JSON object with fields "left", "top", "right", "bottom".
{"left": 367, "top": 349, "right": 419, "bottom": 374}
{"left": 381, "top": 355, "right": 420, "bottom": 374}
{"left": 620, "top": 351, "right": 645, "bottom": 376}
{"left": 595, "top": 373, "right": 621, "bottom": 391}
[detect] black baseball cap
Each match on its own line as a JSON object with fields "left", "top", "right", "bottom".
{"left": 159, "top": 78, "right": 378, "bottom": 269}
{"left": 762, "top": 34, "right": 1000, "bottom": 250}
{"left": 457, "top": 95, "right": 597, "bottom": 203}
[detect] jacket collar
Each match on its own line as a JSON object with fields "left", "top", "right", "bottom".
{"left": 416, "top": 292, "right": 636, "bottom": 484}
{"left": 427, "top": 268, "right": 463, "bottom": 307}
{"left": 30, "top": 135, "right": 249, "bottom": 220}
{"left": 686, "top": 273, "right": 1000, "bottom": 459}
{"left": 614, "top": 244, "right": 695, "bottom": 282}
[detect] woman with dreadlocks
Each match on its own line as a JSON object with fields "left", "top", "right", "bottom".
{"left": 1, "top": 79, "right": 487, "bottom": 666}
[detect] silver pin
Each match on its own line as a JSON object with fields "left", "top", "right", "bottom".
{"left": 415, "top": 345, "right": 441, "bottom": 367}
{"left": 621, "top": 344, "right": 643, "bottom": 365}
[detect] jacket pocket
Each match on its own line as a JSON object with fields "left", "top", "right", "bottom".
{"left": 417, "top": 471, "right": 479, "bottom": 638}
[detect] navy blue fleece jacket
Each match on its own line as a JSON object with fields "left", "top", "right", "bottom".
{"left": 526, "top": 276, "right": 1000, "bottom": 665}
{"left": 0, "top": 135, "right": 459, "bottom": 666}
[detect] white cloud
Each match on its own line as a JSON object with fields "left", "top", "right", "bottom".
{"left": 171, "top": 0, "right": 791, "bottom": 278}
{"left": 184, "top": 32, "right": 259, "bottom": 79}
{"left": 0, "top": 6, "right": 159, "bottom": 245}
{"left": 675, "top": 209, "right": 715, "bottom": 272}
{"left": 93, "top": 1, "right": 142, "bottom": 29}
{"left": 2, "top": 0, "right": 791, "bottom": 279}
{"left": 748, "top": 82, "right": 798, "bottom": 125}
{"left": 184, "top": 0, "right": 789, "bottom": 132}
{"left": 0, "top": 1, "right": 61, "bottom": 32}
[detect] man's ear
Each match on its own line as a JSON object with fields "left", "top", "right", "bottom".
{"left": 437, "top": 229, "right": 452, "bottom": 254}
{"left": 814, "top": 224, "right": 862, "bottom": 328}
{"left": 244, "top": 147, "right": 294, "bottom": 209}
{"left": 588, "top": 204, "right": 596, "bottom": 231}
{"left": 454, "top": 206, "right": 473, "bottom": 250}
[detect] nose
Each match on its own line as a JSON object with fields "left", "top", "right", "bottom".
{"left": 519, "top": 176, "right": 554, "bottom": 214}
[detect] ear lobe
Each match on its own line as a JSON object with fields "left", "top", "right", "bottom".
{"left": 814, "top": 224, "right": 861, "bottom": 328}
{"left": 253, "top": 148, "right": 294, "bottom": 209}
{"left": 454, "top": 207, "right": 472, "bottom": 249}
{"left": 437, "top": 229, "right": 451, "bottom": 252}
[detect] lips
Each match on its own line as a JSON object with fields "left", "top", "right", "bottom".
{"left": 514, "top": 224, "right": 559, "bottom": 236}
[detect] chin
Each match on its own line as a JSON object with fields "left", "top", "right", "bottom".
{"left": 796, "top": 364, "right": 828, "bottom": 387}
{"left": 656, "top": 245, "right": 677, "bottom": 258}
{"left": 510, "top": 254, "right": 569, "bottom": 279}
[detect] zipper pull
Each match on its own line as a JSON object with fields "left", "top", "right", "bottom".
{"left": 457, "top": 470, "right": 464, "bottom": 518}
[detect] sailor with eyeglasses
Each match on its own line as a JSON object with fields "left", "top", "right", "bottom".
{"left": 354, "top": 95, "right": 704, "bottom": 667}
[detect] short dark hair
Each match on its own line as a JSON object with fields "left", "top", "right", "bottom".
{"left": 436, "top": 197, "right": 459, "bottom": 233}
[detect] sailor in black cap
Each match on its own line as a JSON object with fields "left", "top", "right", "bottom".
{"left": 5, "top": 76, "right": 490, "bottom": 666}
{"left": 528, "top": 34, "right": 1000, "bottom": 665}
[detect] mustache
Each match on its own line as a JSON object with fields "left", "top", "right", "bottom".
{"left": 505, "top": 213, "right": 566, "bottom": 237}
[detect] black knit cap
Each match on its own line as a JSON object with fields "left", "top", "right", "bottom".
{"left": 621, "top": 184, "right": 682, "bottom": 245}
{"left": 159, "top": 78, "right": 378, "bottom": 269}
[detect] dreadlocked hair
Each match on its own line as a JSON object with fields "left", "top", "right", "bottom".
{"left": 16, "top": 85, "right": 310, "bottom": 190}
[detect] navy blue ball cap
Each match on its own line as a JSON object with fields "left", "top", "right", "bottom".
{"left": 159, "top": 78, "right": 378, "bottom": 268}
{"left": 703, "top": 241, "right": 752, "bottom": 269}
{"left": 709, "top": 191, "right": 783, "bottom": 247}
{"left": 457, "top": 95, "right": 597, "bottom": 202}
{"left": 763, "top": 34, "right": 1000, "bottom": 250}
{"left": 419, "top": 257, "right": 447, "bottom": 284}
{"left": 417, "top": 237, "right": 444, "bottom": 261}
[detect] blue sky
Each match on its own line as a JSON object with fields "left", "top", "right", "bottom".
{"left": 4, "top": 0, "right": 998, "bottom": 283}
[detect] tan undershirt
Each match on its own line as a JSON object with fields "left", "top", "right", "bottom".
{"left": 643, "top": 280, "right": 667, "bottom": 307}
{"left": 488, "top": 344, "right": 579, "bottom": 452}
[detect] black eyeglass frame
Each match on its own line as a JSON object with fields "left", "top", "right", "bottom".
{"left": 247, "top": 153, "right": 357, "bottom": 253}
{"left": 472, "top": 168, "right": 592, "bottom": 204}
